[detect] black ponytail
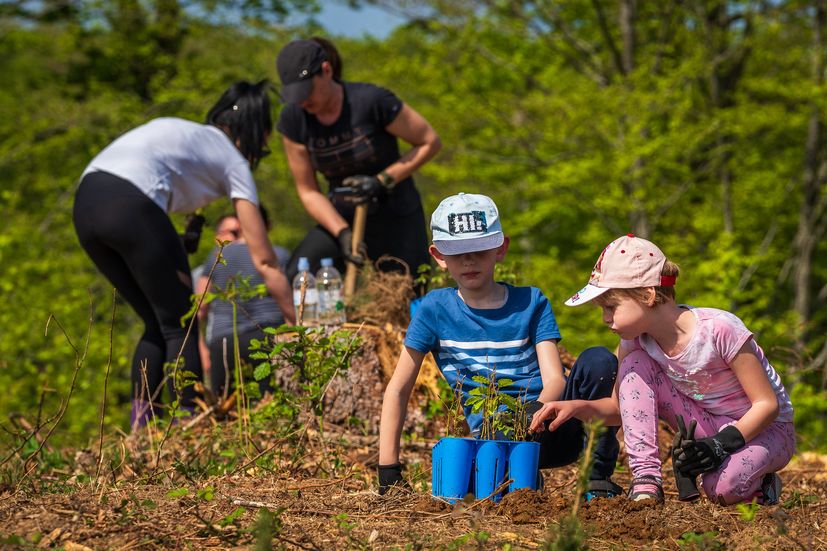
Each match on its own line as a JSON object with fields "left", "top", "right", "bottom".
{"left": 311, "top": 36, "right": 343, "bottom": 80}
{"left": 206, "top": 79, "right": 273, "bottom": 170}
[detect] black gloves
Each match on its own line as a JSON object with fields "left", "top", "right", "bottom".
{"left": 180, "top": 213, "right": 205, "bottom": 254}
{"left": 675, "top": 424, "right": 745, "bottom": 477}
{"left": 671, "top": 415, "right": 700, "bottom": 501}
{"left": 377, "top": 463, "right": 406, "bottom": 495}
{"left": 340, "top": 175, "right": 387, "bottom": 205}
{"left": 336, "top": 227, "right": 366, "bottom": 267}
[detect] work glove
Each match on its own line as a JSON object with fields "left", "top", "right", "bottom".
{"left": 180, "top": 213, "right": 206, "bottom": 254}
{"left": 377, "top": 463, "right": 407, "bottom": 495}
{"left": 339, "top": 175, "right": 387, "bottom": 205}
{"left": 336, "top": 227, "right": 366, "bottom": 267}
{"left": 671, "top": 415, "right": 701, "bottom": 501}
{"left": 675, "top": 424, "right": 745, "bottom": 477}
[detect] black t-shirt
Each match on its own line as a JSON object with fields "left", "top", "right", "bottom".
{"left": 277, "top": 81, "right": 421, "bottom": 217}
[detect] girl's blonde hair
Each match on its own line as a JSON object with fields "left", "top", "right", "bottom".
{"left": 593, "top": 260, "right": 680, "bottom": 308}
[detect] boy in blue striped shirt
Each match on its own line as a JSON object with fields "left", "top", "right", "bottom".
{"left": 378, "top": 193, "right": 622, "bottom": 499}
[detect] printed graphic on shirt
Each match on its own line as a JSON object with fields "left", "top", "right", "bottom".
{"left": 308, "top": 126, "right": 379, "bottom": 181}
{"left": 448, "top": 211, "right": 487, "bottom": 235}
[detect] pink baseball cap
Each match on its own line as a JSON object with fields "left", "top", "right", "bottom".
{"left": 564, "top": 234, "right": 676, "bottom": 306}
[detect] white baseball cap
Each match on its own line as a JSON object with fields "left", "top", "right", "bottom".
{"left": 430, "top": 193, "right": 504, "bottom": 255}
{"left": 565, "top": 234, "right": 676, "bottom": 306}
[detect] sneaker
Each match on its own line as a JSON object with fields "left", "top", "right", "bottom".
{"left": 760, "top": 473, "right": 782, "bottom": 505}
{"left": 627, "top": 475, "right": 664, "bottom": 503}
{"left": 584, "top": 479, "right": 623, "bottom": 501}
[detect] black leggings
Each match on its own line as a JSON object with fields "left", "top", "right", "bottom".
{"left": 285, "top": 203, "right": 431, "bottom": 285}
{"left": 73, "top": 171, "right": 201, "bottom": 407}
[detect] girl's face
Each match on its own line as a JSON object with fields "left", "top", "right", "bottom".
{"left": 598, "top": 292, "right": 654, "bottom": 340}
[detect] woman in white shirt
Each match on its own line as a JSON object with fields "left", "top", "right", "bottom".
{"left": 73, "top": 80, "right": 294, "bottom": 430}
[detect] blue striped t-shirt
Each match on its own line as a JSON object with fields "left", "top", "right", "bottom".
{"left": 404, "top": 284, "right": 562, "bottom": 435}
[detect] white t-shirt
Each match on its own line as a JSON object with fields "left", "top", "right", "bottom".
{"left": 82, "top": 118, "right": 259, "bottom": 213}
{"left": 620, "top": 306, "right": 794, "bottom": 423}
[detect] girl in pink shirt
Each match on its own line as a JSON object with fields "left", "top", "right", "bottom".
{"left": 530, "top": 234, "right": 795, "bottom": 505}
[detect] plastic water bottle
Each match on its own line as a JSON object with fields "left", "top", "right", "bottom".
{"left": 316, "top": 257, "right": 346, "bottom": 325}
{"left": 292, "top": 257, "right": 318, "bottom": 325}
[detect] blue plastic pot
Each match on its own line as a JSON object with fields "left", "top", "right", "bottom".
{"left": 474, "top": 440, "right": 509, "bottom": 502}
{"left": 431, "top": 437, "right": 476, "bottom": 503}
{"left": 507, "top": 440, "right": 541, "bottom": 492}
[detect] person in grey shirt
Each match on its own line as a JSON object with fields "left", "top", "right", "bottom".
{"left": 197, "top": 206, "right": 289, "bottom": 397}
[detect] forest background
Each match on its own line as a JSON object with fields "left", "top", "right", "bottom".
{"left": 1, "top": 0, "right": 826, "bottom": 452}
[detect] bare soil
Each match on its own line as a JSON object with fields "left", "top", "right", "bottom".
{"left": 1, "top": 437, "right": 825, "bottom": 550}
{"left": 2, "top": 290, "right": 825, "bottom": 549}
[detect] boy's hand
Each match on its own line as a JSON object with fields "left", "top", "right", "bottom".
{"left": 528, "top": 401, "right": 577, "bottom": 433}
{"left": 377, "top": 463, "right": 407, "bottom": 495}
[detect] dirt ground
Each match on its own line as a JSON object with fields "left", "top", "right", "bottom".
{"left": 1, "top": 428, "right": 825, "bottom": 550}
{"left": 2, "top": 283, "right": 825, "bottom": 550}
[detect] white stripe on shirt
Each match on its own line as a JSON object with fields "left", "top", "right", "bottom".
{"left": 440, "top": 361, "right": 539, "bottom": 376}
{"left": 438, "top": 350, "right": 536, "bottom": 365}
{"left": 439, "top": 338, "right": 529, "bottom": 349}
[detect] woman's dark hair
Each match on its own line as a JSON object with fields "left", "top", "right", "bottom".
{"left": 206, "top": 79, "right": 273, "bottom": 170}
{"left": 311, "top": 36, "right": 343, "bottom": 80}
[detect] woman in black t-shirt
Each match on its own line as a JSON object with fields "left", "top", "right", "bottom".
{"left": 275, "top": 38, "right": 441, "bottom": 283}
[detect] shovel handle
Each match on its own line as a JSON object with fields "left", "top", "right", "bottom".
{"left": 344, "top": 203, "right": 368, "bottom": 297}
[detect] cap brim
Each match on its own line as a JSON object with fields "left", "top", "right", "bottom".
{"left": 433, "top": 232, "right": 504, "bottom": 255}
{"left": 564, "top": 283, "right": 610, "bottom": 306}
{"left": 280, "top": 79, "right": 314, "bottom": 104}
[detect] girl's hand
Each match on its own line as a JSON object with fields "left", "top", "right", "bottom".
{"left": 529, "top": 401, "right": 578, "bottom": 433}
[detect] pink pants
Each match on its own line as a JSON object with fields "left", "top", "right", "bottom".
{"left": 618, "top": 350, "right": 796, "bottom": 505}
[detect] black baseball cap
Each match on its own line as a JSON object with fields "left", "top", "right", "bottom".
{"left": 276, "top": 40, "right": 326, "bottom": 104}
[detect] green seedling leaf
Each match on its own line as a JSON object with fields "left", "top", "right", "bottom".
{"left": 253, "top": 363, "right": 272, "bottom": 381}
{"left": 471, "top": 375, "right": 489, "bottom": 385}
{"left": 500, "top": 395, "right": 518, "bottom": 411}
{"left": 166, "top": 488, "right": 189, "bottom": 498}
{"left": 736, "top": 500, "right": 759, "bottom": 522}
{"left": 218, "top": 507, "right": 246, "bottom": 527}
{"left": 198, "top": 486, "right": 215, "bottom": 502}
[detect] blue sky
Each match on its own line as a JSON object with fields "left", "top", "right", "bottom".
{"left": 306, "top": 2, "right": 408, "bottom": 39}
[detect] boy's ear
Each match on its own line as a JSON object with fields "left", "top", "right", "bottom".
{"left": 429, "top": 244, "right": 448, "bottom": 269}
{"left": 495, "top": 236, "right": 510, "bottom": 261}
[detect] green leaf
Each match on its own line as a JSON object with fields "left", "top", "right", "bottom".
{"left": 167, "top": 488, "right": 190, "bottom": 497}
{"left": 253, "top": 362, "right": 272, "bottom": 381}
{"left": 198, "top": 486, "right": 215, "bottom": 502}
{"left": 218, "top": 506, "right": 246, "bottom": 527}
